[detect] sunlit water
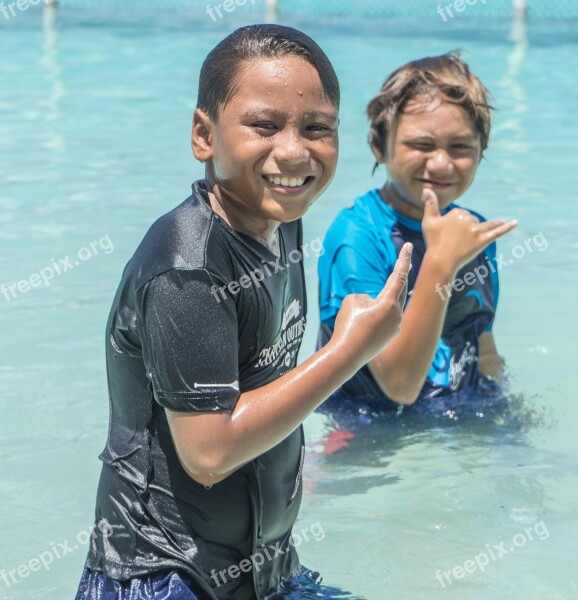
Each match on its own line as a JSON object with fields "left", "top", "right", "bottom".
{"left": 0, "top": 4, "right": 576, "bottom": 599}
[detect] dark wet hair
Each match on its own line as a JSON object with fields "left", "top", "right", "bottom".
{"left": 196, "top": 24, "right": 340, "bottom": 121}
{"left": 367, "top": 52, "right": 492, "bottom": 173}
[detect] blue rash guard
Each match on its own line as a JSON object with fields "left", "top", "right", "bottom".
{"left": 317, "top": 188, "right": 500, "bottom": 411}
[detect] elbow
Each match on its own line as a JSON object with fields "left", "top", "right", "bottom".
{"left": 176, "top": 447, "right": 234, "bottom": 486}
{"left": 386, "top": 385, "right": 420, "bottom": 406}
{"left": 374, "top": 373, "right": 420, "bottom": 406}
{"left": 370, "top": 360, "right": 420, "bottom": 406}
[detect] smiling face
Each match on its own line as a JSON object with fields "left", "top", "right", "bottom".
{"left": 192, "top": 56, "right": 339, "bottom": 233}
{"left": 385, "top": 95, "right": 482, "bottom": 218}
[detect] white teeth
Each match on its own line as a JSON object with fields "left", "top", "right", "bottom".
{"left": 267, "top": 176, "right": 306, "bottom": 187}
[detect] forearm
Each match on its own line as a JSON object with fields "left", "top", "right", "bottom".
{"left": 170, "top": 338, "right": 364, "bottom": 481}
{"left": 169, "top": 242, "right": 412, "bottom": 485}
{"left": 478, "top": 352, "right": 505, "bottom": 379}
{"left": 369, "top": 254, "right": 456, "bottom": 404}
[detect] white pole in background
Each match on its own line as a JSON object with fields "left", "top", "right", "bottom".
{"left": 513, "top": 0, "right": 528, "bottom": 21}
{"left": 265, "top": 0, "right": 278, "bottom": 22}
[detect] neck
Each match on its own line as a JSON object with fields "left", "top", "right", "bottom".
{"left": 379, "top": 182, "right": 424, "bottom": 221}
{"left": 205, "top": 173, "right": 281, "bottom": 256}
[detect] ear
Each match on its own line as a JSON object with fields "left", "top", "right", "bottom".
{"left": 192, "top": 108, "right": 214, "bottom": 163}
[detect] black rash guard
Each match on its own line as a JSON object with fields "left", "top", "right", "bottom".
{"left": 84, "top": 180, "right": 308, "bottom": 600}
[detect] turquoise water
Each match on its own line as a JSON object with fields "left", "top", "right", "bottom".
{"left": 0, "top": 4, "right": 577, "bottom": 599}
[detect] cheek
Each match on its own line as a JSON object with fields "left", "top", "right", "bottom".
{"left": 327, "top": 144, "right": 339, "bottom": 171}
{"left": 456, "top": 158, "right": 480, "bottom": 186}
{"left": 316, "top": 140, "right": 339, "bottom": 176}
{"left": 387, "top": 154, "right": 414, "bottom": 183}
{"left": 391, "top": 148, "right": 422, "bottom": 171}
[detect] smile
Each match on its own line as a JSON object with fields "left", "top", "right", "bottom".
{"left": 264, "top": 175, "right": 312, "bottom": 187}
{"left": 263, "top": 175, "right": 315, "bottom": 194}
{"left": 419, "top": 178, "right": 455, "bottom": 187}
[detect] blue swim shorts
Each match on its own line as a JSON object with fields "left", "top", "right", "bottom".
{"left": 74, "top": 566, "right": 361, "bottom": 600}
{"left": 74, "top": 567, "right": 204, "bottom": 600}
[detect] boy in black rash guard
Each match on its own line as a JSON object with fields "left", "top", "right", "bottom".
{"left": 74, "top": 25, "right": 412, "bottom": 600}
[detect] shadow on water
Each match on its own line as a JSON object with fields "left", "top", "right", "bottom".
{"left": 304, "top": 378, "right": 554, "bottom": 498}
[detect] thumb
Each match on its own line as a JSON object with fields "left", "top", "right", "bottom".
{"left": 377, "top": 242, "right": 412, "bottom": 304}
{"left": 422, "top": 188, "right": 440, "bottom": 221}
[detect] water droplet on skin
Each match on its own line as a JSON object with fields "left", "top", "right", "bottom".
{"left": 284, "top": 82, "right": 288, "bottom": 87}
{"left": 296, "top": 89, "right": 303, "bottom": 95}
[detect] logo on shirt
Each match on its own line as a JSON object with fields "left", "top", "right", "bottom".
{"left": 448, "top": 342, "right": 478, "bottom": 390}
{"left": 256, "top": 299, "right": 305, "bottom": 369}
{"left": 281, "top": 299, "right": 301, "bottom": 331}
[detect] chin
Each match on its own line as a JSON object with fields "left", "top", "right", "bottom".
{"left": 269, "top": 200, "right": 312, "bottom": 222}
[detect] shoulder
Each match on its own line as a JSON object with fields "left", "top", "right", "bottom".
{"left": 128, "top": 181, "right": 234, "bottom": 291}
{"left": 326, "top": 189, "right": 396, "bottom": 247}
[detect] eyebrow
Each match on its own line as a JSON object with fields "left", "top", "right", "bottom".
{"left": 403, "top": 133, "right": 479, "bottom": 143}
{"left": 242, "top": 108, "right": 338, "bottom": 124}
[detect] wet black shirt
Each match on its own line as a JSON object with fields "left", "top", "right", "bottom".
{"left": 85, "top": 180, "right": 307, "bottom": 600}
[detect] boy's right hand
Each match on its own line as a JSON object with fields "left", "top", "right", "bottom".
{"left": 331, "top": 242, "right": 412, "bottom": 367}
{"left": 421, "top": 189, "right": 517, "bottom": 272}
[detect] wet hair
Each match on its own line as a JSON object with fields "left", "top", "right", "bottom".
{"left": 197, "top": 24, "right": 340, "bottom": 121}
{"left": 366, "top": 52, "right": 492, "bottom": 173}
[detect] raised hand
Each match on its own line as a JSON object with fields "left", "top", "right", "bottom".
{"left": 331, "top": 242, "right": 413, "bottom": 366}
{"left": 421, "top": 189, "right": 517, "bottom": 272}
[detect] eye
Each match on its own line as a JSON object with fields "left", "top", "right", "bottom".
{"left": 252, "top": 122, "right": 278, "bottom": 132}
{"left": 306, "top": 124, "right": 330, "bottom": 132}
{"left": 408, "top": 142, "right": 434, "bottom": 151}
{"left": 305, "top": 124, "right": 333, "bottom": 138}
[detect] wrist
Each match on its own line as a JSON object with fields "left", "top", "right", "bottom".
{"left": 422, "top": 251, "right": 459, "bottom": 282}
{"left": 324, "top": 332, "right": 367, "bottom": 376}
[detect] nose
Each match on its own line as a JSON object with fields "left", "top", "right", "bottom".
{"left": 273, "top": 126, "right": 310, "bottom": 166}
{"left": 426, "top": 148, "right": 454, "bottom": 176}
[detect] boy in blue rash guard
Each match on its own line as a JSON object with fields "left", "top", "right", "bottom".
{"left": 317, "top": 53, "right": 518, "bottom": 415}
{"left": 74, "top": 25, "right": 412, "bottom": 600}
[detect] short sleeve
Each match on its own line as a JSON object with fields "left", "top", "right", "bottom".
{"left": 319, "top": 232, "right": 395, "bottom": 326}
{"left": 138, "top": 268, "right": 240, "bottom": 413}
{"left": 464, "top": 206, "right": 499, "bottom": 333}
{"left": 484, "top": 239, "right": 499, "bottom": 332}
{"left": 333, "top": 244, "right": 392, "bottom": 298}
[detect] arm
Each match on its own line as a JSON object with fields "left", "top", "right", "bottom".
{"left": 368, "top": 190, "right": 516, "bottom": 405}
{"left": 478, "top": 330, "right": 505, "bottom": 379}
{"left": 167, "top": 243, "right": 412, "bottom": 487}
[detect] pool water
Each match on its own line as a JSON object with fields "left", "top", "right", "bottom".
{"left": 0, "top": 4, "right": 577, "bottom": 600}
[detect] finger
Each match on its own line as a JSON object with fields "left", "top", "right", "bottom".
{"left": 476, "top": 218, "right": 506, "bottom": 233}
{"left": 422, "top": 189, "right": 440, "bottom": 221}
{"left": 480, "top": 219, "right": 518, "bottom": 243}
{"left": 377, "top": 242, "right": 413, "bottom": 303}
